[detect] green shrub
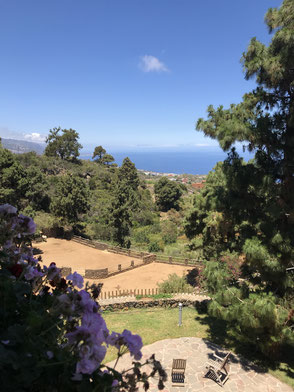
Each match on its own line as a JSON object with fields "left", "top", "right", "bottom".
{"left": 157, "top": 273, "right": 192, "bottom": 293}
{"left": 148, "top": 241, "right": 162, "bottom": 253}
{"left": 132, "top": 227, "right": 150, "bottom": 245}
{"left": 161, "top": 221, "right": 178, "bottom": 244}
{"left": 33, "top": 211, "right": 60, "bottom": 232}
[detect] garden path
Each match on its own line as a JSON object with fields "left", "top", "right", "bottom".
{"left": 106, "top": 337, "right": 293, "bottom": 392}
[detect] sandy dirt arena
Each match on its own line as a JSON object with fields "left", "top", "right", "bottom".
{"left": 34, "top": 238, "right": 142, "bottom": 273}
{"left": 34, "top": 238, "right": 192, "bottom": 291}
{"left": 96, "top": 263, "right": 192, "bottom": 292}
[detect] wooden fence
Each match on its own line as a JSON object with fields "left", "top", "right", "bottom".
{"left": 99, "top": 287, "right": 196, "bottom": 299}
{"left": 72, "top": 235, "right": 149, "bottom": 259}
{"left": 72, "top": 235, "right": 201, "bottom": 267}
{"left": 154, "top": 254, "right": 201, "bottom": 267}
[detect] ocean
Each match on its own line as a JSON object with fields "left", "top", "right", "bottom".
{"left": 81, "top": 148, "right": 254, "bottom": 175}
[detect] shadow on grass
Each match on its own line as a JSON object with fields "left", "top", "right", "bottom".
{"left": 193, "top": 306, "right": 294, "bottom": 383}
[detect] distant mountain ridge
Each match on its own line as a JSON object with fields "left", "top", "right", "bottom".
{"left": 1, "top": 138, "right": 45, "bottom": 154}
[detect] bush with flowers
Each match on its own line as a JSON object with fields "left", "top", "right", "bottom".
{"left": 0, "top": 204, "right": 167, "bottom": 391}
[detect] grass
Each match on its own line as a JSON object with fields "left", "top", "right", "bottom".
{"left": 135, "top": 293, "right": 173, "bottom": 300}
{"left": 102, "top": 307, "right": 294, "bottom": 389}
{"left": 103, "top": 307, "right": 217, "bottom": 363}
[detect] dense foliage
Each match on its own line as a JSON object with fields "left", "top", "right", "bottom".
{"left": 154, "top": 177, "right": 183, "bottom": 212}
{"left": 50, "top": 175, "right": 90, "bottom": 225}
{"left": 0, "top": 137, "right": 190, "bottom": 252}
{"left": 186, "top": 0, "right": 294, "bottom": 356}
{"left": 0, "top": 205, "right": 167, "bottom": 391}
{"left": 45, "top": 127, "right": 82, "bottom": 160}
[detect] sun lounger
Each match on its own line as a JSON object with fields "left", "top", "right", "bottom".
{"left": 204, "top": 351, "right": 231, "bottom": 387}
{"left": 171, "top": 359, "right": 186, "bottom": 387}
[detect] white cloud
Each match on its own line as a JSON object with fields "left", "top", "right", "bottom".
{"left": 24, "top": 132, "right": 46, "bottom": 143}
{"left": 139, "top": 55, "right": 168, "bottom": 73}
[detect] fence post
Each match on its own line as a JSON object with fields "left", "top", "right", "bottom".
{"left": 178, "top": 303, "right": 183, "bottom": 327}
{"left": 131, "top": 260, "right": 134, "bottom": 267}
{"left": 185, "top": 258, "right": 188, "bottom": 265}
{"left": 169, "top": 256, "right": 172, "bottom": 264}
{"left": 118, "top": 264, "right": 121, "bottom": 271}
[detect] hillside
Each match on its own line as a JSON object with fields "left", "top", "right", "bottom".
{"left": 1, "top": 138, "right": 45, "bottom": 154}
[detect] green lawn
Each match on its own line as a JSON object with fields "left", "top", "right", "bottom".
{"left": 103, "top": 307, "right": 294, "bottom": 389}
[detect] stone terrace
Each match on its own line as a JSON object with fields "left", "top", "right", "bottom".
{"left": 107, "top": 337, "right": 293, "bottom": 392}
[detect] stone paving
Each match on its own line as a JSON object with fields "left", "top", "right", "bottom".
{"left": 107, "top": 337, "right": 293, "bottom": 391}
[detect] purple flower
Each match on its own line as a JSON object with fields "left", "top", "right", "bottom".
{"left": 26, "top": 217, "right": 36, "bottom": 234}
{"left": 107, "top": 330, "right": 143, "bottom": 360}
{"left": 46, "top": 351, "right": 54, "bottom": 359}
{"left": 78, "top": 290, "right": 98, "bottom": 313}
{"left": 0, "top": 204, "right": 17, "bottom": 215}
{"left": 58, "top": 293, "right": 75, "bottom": 314}
{"left": 76, "top": 345, "right": 107, "bottom": 374}
{"left": 121, "top": 330, "right": 143, "bottom": 360}
{"left": 82, "top": 312, "right": 108, "bottom": 344}
{"left": 3, "top": 240, "right": 13, "bottom": 249}
{"left": 66, "top": 326, "right": 91, "bottom": 345}
{"left": 17, "top": 215, "right": 36, "bottom": 234}
{"left": 66, "top": 272, "right": 84, "bottom": 289}
{"left": 24, "top": 266, "right": 44, "bottom": 281}
{"left": 76, "top": 358, "right": 98, "bottom": 374}
{"left": 91, "top": 344, "right": 107, "bottom": 363}
{"left": 47, "top": 263, "right": 61, "bottom": 280}
{"left": 107, "top": 332, "right": 122, "bottom": 349}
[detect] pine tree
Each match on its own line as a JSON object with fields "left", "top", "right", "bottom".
{"left": 45, "top": 127, "right": 82, "bottom": 160}
{"left": 187, "top": 0, "right": 294, "bottom": 356}
{"left": 154, "top": 177, "right": 183, "bottom": 212}
{"left": 50, "top": 175, "right": 90, "bottom": 225}
{"left": 108, "top": 158, "right": 140, "bottom": 247}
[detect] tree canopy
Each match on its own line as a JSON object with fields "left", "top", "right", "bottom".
{"left": 92, "top": 146, "right": 116, "bottom": 167}
{"left": 187, "top": 0, "right": 294, "bottom": 356}
{"left": 154, "top": 177, "right": 183, "bottom": 212}
{"left": 50, "top": 175, "right": 90, "bottom": 225}
{"left": 108, "top": 158, "right": 140, "bottom": 247}
{"left": 45, "top": 127, "right": 82, "bottom": 160}
{"left": 0, "top": 147, "right": 26, "bottom": 208}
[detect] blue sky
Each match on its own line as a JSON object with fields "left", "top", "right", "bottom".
{"left": 0, "top": 0, "right": 281, "bottom": 153}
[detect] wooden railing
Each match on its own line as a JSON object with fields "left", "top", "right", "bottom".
{"left": 154, "top": 254, "right": 201, "bottom": 267}
{"left": 72, "top": 235, "right": 201, "bottom": 267}
{"left": 99, "top": 287, "right": 196, "bottom": 299}
{"left": 72, "top": 235, "right": 149, "bottom": 259}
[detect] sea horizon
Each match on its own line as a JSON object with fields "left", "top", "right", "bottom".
{"left": 81, "top": 147, "right": 254, "bottom": 175}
